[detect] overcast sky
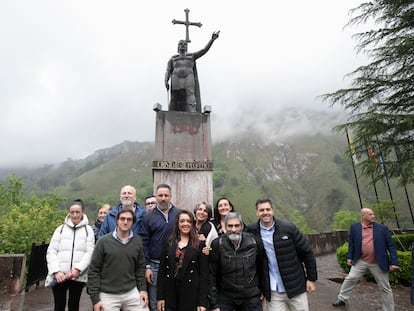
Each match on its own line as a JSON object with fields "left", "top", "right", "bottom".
{"left": 1, "top": 0, "right": 365, "bottom": 167}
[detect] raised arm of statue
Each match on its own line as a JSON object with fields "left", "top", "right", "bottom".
{"left": 193, "top": 31, "right": 220, "bottom": 59}
{"left": 165, "top": 31, "right": 220, "bottom": 112}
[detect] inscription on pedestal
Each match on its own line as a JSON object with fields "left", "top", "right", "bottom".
{"left": 152, "top": 160, "right": 213, "bottom": 170}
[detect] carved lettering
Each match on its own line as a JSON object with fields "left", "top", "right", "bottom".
{"left": 152, "top": 160, "right": 213, "bottom": 171}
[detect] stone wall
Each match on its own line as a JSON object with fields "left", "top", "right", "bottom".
{"left": 306, "top": 230, "right": 349, "bottom": 256}
{"left": 0, "top": 254, "right": 26, "bottom": 296}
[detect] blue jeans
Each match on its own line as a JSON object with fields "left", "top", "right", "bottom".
{"left": 148, "top": 261, "right": 159, "bottom": 311}
{"left": 218, "top": 294, "right": 262, "bottom": 311}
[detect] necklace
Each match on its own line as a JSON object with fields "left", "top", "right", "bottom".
{"left": 178, "top": 238, "right": 188, "bottom": 248}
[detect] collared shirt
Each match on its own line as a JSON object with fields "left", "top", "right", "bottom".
{"left": 260, "top": 222, "right": 285, "bottom": 293}
{"left": 156, "top": 203, "right": 172, "bottom": 222}
{"left": 360, "top": 224, "right": 376, "bottom": 264}
{"left": 112, "top": 228, "right": 134, "bottom": 244}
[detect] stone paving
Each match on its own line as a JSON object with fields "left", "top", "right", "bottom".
{"left": 1, "top": 253, "right": 412, "bottom": 311}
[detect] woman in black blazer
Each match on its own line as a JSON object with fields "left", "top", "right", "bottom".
{"left": 157, "top": 210, "right": 209, "bottom": 311}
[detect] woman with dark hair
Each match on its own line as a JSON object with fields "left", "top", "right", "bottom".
{"left": 157, "top": 210, "right": 208, "bottom": 311}
{"left": 92, "top": 203, "right": 111, "bottom": 242}
{"left": 212, "top": 197, "right": 235, "bottom": 235}
{"left": 193, "top": 201, "right": 218, "bottom": 253}
{"left": 46, "top": 199, "right": 95, "bottom": 311}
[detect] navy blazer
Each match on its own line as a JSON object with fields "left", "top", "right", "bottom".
{"left": 347, "top": 222, "right": 398, "bottom": 272}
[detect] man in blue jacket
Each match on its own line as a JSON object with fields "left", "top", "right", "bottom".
{"left": 333, "top": 208, "right": 399, "bottom": 310}
{"left": 138, "top": 183, "right": 181, "bottom": 311}
{"left": 97, "top": 185, "right": 146, "bottom": 239}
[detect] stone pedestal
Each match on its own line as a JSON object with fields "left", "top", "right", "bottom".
{"left": 152, "top": 110, "right": 213, "bottom": 211}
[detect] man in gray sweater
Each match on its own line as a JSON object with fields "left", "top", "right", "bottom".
{"left": 88, "top": 207, "right": 149, "bottom": 311}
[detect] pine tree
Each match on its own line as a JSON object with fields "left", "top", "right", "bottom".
{"left": 322, "top": 1, "right": 414, "bottom": 185}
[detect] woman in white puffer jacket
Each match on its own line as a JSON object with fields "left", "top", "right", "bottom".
{"left": 46, "top": 199, "right": 95, "bottom": 311}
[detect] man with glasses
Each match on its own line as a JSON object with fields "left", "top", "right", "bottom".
{"left": 98, "top": 185, "right": 146, "bottom": 239}
{"left": 209, "top": 212, "right": 264, "bottom": 311}
{"left": 88, "top": 207, "right": 149, "bottom": 311}
{"left": 144, "top": 195, "right": 157, "bottom": 211}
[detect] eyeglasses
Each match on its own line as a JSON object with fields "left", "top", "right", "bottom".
{"left": 119, "top": 217, "right": 133, "bottom": 222}
{"left": 145, "top": 202, "right": 157, "bottom": 205}
{"left": 226, "top": 223, "right": 241, "bottom": 228}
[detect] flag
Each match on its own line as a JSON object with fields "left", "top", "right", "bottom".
{"left": 365, "top": 138, "right": 377, "bottom": 166}
{"left": 347, "top": 133, "right": 358, "bottom": 164}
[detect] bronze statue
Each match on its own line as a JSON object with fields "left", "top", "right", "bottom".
{"left": 165, "top": 31, "right": 219, "bottom": 112}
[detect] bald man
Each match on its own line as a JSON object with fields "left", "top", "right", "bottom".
{"left": 332, "top": 208, "right": 399, "bottom": 310}
{"left": 98, "top": 185, "right": 146, "bottom": 239}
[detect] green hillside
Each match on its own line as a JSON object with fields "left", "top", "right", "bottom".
{"left": 2, "top": 133, "right": 413, "bottom": 232}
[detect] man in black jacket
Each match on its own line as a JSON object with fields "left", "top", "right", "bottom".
{"left": 246, "top": 198, "right": 317, "bottom": 311}
{"left": 209, "top": 212, "right": 263, "bottom": 311}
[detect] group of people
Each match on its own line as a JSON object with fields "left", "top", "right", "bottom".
{"left": 45, "top": 184, "right": 400, "bottom": 311}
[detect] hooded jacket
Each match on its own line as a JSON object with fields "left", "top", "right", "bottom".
{"left": 45, "top": 214, "right": 94, "bottom": 286}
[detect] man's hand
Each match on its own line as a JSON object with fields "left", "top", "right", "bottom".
{"left": 140, "top": 290, "right": 149, "bottom": 308}
{"left": 347, "top": 259, "right": 353, "bottom": 266}
{"left": 157, "top": 299, "right": 165, "bottom": 311}
{"left": 307, "top": 280, "right": 316, "bottom": 294}
{"left": 390, "top": 265, "right": 399, "bottom": 271}
{"left": 93, "top": 301, "right": 105, "bottom": 311}
{"left": 145, "top": 268, "right": 154, "bottom": 283}
{"left": 212, "top": 31, "right": 220, "bottom": 40}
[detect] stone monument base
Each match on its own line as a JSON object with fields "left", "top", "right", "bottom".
{"left": 153, "top": 110, "right": 213, "bottom": 211}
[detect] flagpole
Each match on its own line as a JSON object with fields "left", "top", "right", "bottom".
{"left": 374, "top": 136, "right": 400, "bottom": 229}
{"left": 345, "top": 129, "right": 363, "bottom": 210}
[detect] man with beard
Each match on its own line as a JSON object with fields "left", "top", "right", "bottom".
{"left": 138, "top": 184, "right": 181, "bottom": 311}
{"left": 97, "top": 185, "right": 146, "bottom": 239}
{"left": 246, "top": 198, "right": 317, "bottom": 311}
{"left": 209, "top": 212, "right": 264, "bottom": 311}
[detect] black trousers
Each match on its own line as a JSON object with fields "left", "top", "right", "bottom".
{"left": 52, "top": 280, "right": 85, "bottom": 311}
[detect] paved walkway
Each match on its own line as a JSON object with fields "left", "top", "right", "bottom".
{"left": 1, "top": 253, "right": 412, "bottom": 311}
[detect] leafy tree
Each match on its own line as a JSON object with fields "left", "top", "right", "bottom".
{"left": 0, "top": 175, "right": 67, "bottom": 261}
{"left": 321, "top": 1, "right": 414, "bottom": 185}
{"left": 368, "top": 199, "right": 398, "bottom": 227}
{"left": 331, "top": 210, "right": 360, "bottom": 230}
{"left": 289, "top": 209, "right": 316, "bottom": 234}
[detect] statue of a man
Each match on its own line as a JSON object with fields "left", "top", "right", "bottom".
{"left": 165, "top": 31, "right": 219, "bottom": 112}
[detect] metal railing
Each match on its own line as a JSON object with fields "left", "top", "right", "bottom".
{"left": 25, "top": 242, "right": 48, "bottom": 291}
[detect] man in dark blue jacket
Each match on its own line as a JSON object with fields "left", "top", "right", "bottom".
{"left": 246, "top": 198, "right": 317, "bottom": 311}
{"left": 332, "top": 208, "right": 399, "bottom": 310}
{"left": 97, "top": 185, "right": 146, "bottom": 239}
{"left": 138, "top": 183, "right": 181, "bottom": 311}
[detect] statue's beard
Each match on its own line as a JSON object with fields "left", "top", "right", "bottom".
{"left": 227, "top": 232, "right": 241, "bottom": 243}
{"left": 121, "top": 199, "right": 134, "bottom": 208}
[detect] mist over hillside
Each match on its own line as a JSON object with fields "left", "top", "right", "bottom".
{"left": 212, "top": 106, "right": 347, "bottom": 143}
{"left": 1, "top": 108, "right": 412, "bottom": 231}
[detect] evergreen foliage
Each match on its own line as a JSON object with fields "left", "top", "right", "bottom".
{"left": 321, "top": 1, "right": 414, "bottom": 185}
